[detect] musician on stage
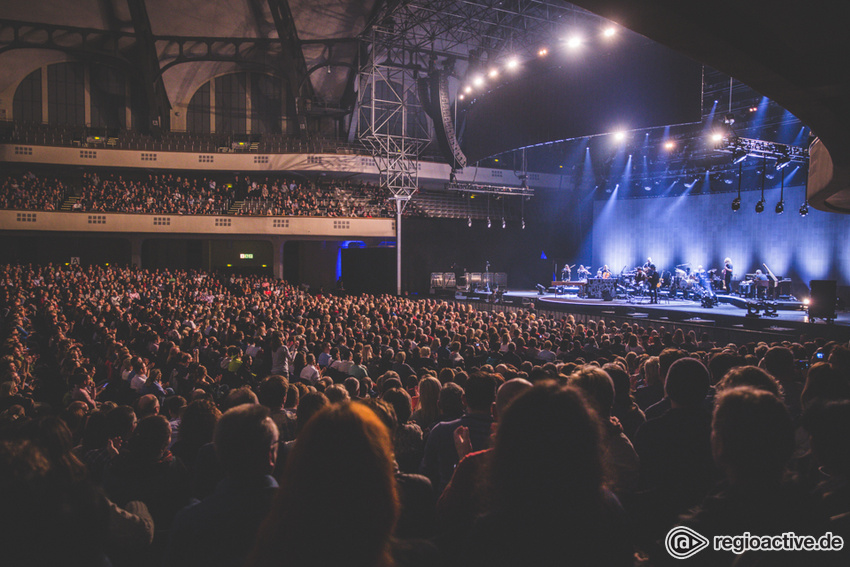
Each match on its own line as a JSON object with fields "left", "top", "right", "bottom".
{"left": 577, "top": 265, "right": 591, "bottom": 280}
{"left": 644, "top": 257, "right": 653, "bottom": 270}
{"left": 754, "top": 269, "right": 769, "bottom": 299}
{"left": 722, "top": 257, "right": 733, "bottom": 291}
{"left": 647, "top": 263, "right": 660, "bottom": 304}
{"left": 560, "top": 264, "right": 572, "bottom": 281}
{"left": 600, "top": 265, "right": 611, "bottom": 279}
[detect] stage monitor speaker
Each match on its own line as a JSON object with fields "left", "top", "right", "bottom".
{"left": 809, "top": 280, "right": 837, "bottom": 319}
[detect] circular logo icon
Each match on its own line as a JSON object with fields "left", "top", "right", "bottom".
{"left": 665, "top": 526, "right": 710, "bottom": 560}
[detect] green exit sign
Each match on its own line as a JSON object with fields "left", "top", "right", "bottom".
{"left": 239, "top": 253, "right": 254, "bottom": 259}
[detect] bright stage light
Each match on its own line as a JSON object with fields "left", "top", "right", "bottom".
{"left": 488, "top": 68, "right": 499, "bottom": 78}
{"left": 458, "top": 94, "right": 465, "bottom": 100}
{"left": 711, "top": 133, "right": 723, "bottom": 142}
{"left": 464, "top": 85, "right": 473, "bottom": 94}
{"left": 473, "top": 76, "right": 485, "bottom": 87}
{"left": 803, "top": 298, "right": 811, "bottom": 306}
{"left": 614, "top": 131, "right": 626, "bottom": 142}
{"left": 506, "top": 58, "right": 519, "bottom": 70}
{"left": 538, "top": 47, "right": 548, "bottom": 57}
{"left": 664, "top": 141, "right": 675, "bottom": 150}
{"left": 567, "top": 36, "right": 582, "bottom": 49}
{"left": 603, "top": 27, "right": 616, "bottom": 37}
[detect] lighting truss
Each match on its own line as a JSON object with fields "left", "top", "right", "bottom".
{"left": 715, "top": 136, "right": 809, "bottom": 164}
{"left": 446, "top": 182, "right": 535, "bottom": 196}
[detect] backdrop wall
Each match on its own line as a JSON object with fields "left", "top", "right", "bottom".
{"left": 591, "top": 185, "right": 850, "bottom": 299}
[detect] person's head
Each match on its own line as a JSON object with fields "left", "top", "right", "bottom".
{"left": 801, "top": 362, "right": 850, "bottom": 409}
{"left": 179, "top": 399, "right": 222, "bottom": 451}
{"left": 214, "top": 404, "right": 279, "bottom": 479}
{"left": 664, "top": 358, "right": 711, "bottom": 408}
{"left": 491, "top": 385, "right": 604, "bottom": 518}
{"left": 493, "top": 378, "right": 533, "bottom": 422}
{"left": 247, "top": 402, "right": 398, "bottom": 567}
{"left": 162, "top": 395, "right": 187, "bottom": 420}
{"left": 716, "top": 366, "right": 783, "bottom": 398}
{"left": 295, "top": 391, "right": 330, "bottom": 434}
{"left": 258, "top": 375, "right": 289, "bottom": 411}
{"left": 325, "top": 384, "right": 350, "bottom": 404}
{"left": 381, "top": 387, "right": 412, "bottom": 424}
{"left": 126, "top": 415, "right": 171, "bottom": 462}
{"left": 658, "top": 348, "right": 687, "bottom": 383}
{"left": 222, "top": 386, "right": 259, "bottom": 411}
{"left": 135, "top": 394, "right": 160, "bottom": 419}
{"left": 438, "top": 382, "right": 465, "bottom": 420}
{"left": 708, "top": 352, "right": 745, "bottom": 385}
{"left": 343, "top": 377, "right": 360, "bottom": 400}
{"left": 711, "top": 386, "right": 793, "bottom": 486}
{"left": 759, "top": 346, "right": 796, "bottom": 381}
{"left": 602, "top": 363, "right": 633, "bottom": 412}
{"left": 463, "top": 372, "right": 498, "bottom": 413}
{"left": 568, "top": 366, "right": 615, "bottom": 417}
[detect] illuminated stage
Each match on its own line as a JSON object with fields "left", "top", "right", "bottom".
{"left": 458, "top": 289, "right": 850, "bottom": 343}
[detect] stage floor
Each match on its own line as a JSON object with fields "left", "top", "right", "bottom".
{"left": 496, "top": 289, "right": 850, "bottom": 341}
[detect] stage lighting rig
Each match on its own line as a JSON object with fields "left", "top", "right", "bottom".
{"left": 731, "top": 197, "right": 741, "bottom": 211}
{"left": 732, "top": 147, "right": 748, "bottom": 164}
{"left": 775, "top": 200, "right": 784, "bottom": 214}
{"left": 799, "top": 202, "right": 809, "bottom": 216}
{"left": 755, "top": 199, "right": 765, "bottom": 213}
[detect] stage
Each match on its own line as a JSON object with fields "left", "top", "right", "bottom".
{"left": 447, "top": 288, "right": 850, "bottom": 343}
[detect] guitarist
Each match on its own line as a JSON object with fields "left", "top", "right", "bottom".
{"left": 560, "top": 264, "right": 574, "bottom": 281}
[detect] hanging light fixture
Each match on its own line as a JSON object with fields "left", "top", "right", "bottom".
{"left": 732, "top": 162, "right": 742, "bottom": 211}
{"left": 755, "top": 156, "right": 766, "bottom": 213}
{"left": 775, "top": 168, "right": 785, "bottom": 214}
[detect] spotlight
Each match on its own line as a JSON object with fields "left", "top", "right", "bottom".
{"left": 487, "top": 217, "right": 492, "bottom": 228}
{"left": 731, "top": 197, "right": 741, "bottom": 211}
{"left": 799, "top": 202, "right": 809, "bottom": 216}
{"left": 473, "top": 76, "right": 485, "bottom": 87}
{"left": 538, "top": 47, "right": 548, "bottom": 57}
{"left": 732, "top": 147, "right": 748, "bottom": 164}
{"left": 755, "top": 199, "right": 765, "bottom": 213}
{"left": 501, "top": 217, "right": 506, "bottom": 229}
{"left": 506, "top": 58, "right": 519, "bottom": 70}
{"left": 749, "top": 106, "right": 758, "bottom": 112}
{"left": 467, "top": 216, "right": 472, "bottom": 227}
{"left": 488, "top": 68, "right": 499, "bottom": 78}
{"left": 775, "top": 155, "right": 791, "bottom": 170}
{"left": 803, "top": 298, "right": 811, "bottom": 306}
{"left": 711, "top": 133, "right": 723, "bottom": 142}
{"left": 464, "top": 85, "right": 473, "bottom": 94}
{"left": 566, "top": 36, "right": 582, "bottom": 49}
{"left": 664, "top": 141, "right": 675, "bottom": 150}
{"left": 723, "top": 114, "right": 736, "bottom": 125}
{"left": 458, "top": 94, "right": 465, "bottom": 101}
{"left": 775, "top": 200, "right": 785, "bottom": 214}
{"left": 521, "top": 218, "right": 526, "bottom": 229}
{"left": 614, "top": 131, "right": 626, "bottom": 142}
{"left": 644, "top": 186, "right": 651, "bottom": 191}
{"left": 603, "top": 27, "right": 616, "bottom": 37}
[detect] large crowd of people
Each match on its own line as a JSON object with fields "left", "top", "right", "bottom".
{"left": 0, "top": 171, "right": 70, "bottom": 211}
{"left": 0, "top": 171, "right": 395, "bottom": 218}
{"left": 1, "top": 263, "right": 848, "bottom": 566}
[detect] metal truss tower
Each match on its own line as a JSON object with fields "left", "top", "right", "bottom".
{"left": 358, "top": 25, "right": 431, "bottom": 296}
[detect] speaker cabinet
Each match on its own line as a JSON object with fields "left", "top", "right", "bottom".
{"left": 809, "top": 280, "right": 837, "bottom": 320}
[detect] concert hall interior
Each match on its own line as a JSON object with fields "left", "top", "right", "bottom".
{"left": 5, "top": 3, "right": 850, "bottom": 567}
